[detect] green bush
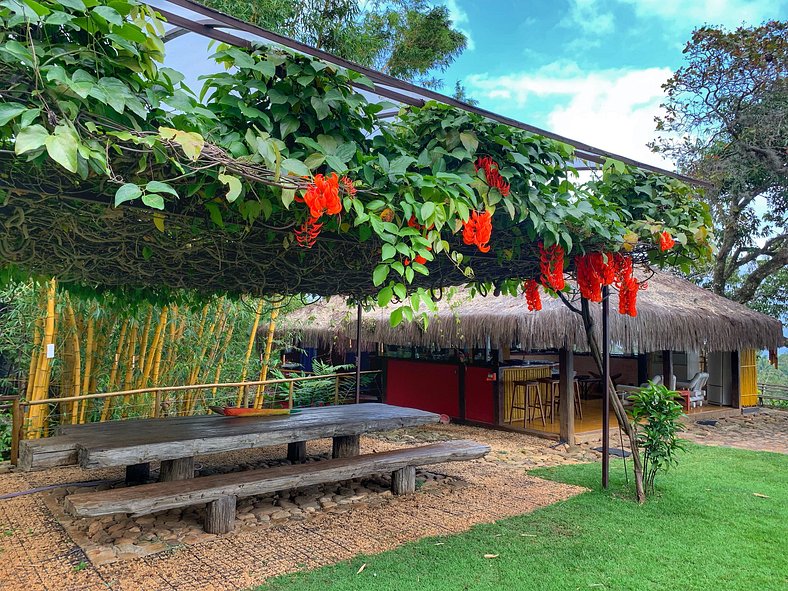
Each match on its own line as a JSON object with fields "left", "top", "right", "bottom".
{"left": 627, "top": 382, "right": 686, "bottom": 494}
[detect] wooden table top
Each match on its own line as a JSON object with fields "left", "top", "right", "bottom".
{"left": 72, "top": 403, "right": 440, "bottom": 469}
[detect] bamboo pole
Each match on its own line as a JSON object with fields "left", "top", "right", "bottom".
{"left": 78, "top": 307, "right": 95, "bottom": 424}
{"left": 151, "top": 317, "right": 168, "bottom": 418}
{"left": 25, "top": 317, "right": 42, "bottom": 401}
{"left": 101, "top": 319, "right": 128, "bottom": 421}
{"left": 29, "top": 279, "right": 56, "bottom": 437}
{"left": 64, "top": 299, "right": 82, "bottom": 425}
{"left": 211, "top": 322, "right": 235, "bottom": 397}
{"left": 236, "top": 300, "right": 264, "bottom": 407}
{"left": 161, "top": 306, "right": 178, "bottom": 384}
{"left": 185, "top": 302, "right": 224, "bottom": 414}
{"left": 87, "top": 317, "right": 107, "bottom": 397}
{"left": 254, "top": 301, "right": 281, "bottom": 408}
{"left": 121, "top": 324, "right": 138, "bottom": 415}
{"left": 140, "top": 307, "right": 168, "bottom": 388}
{"left": 136, "top": 306, "right": 153, "bottom": 385}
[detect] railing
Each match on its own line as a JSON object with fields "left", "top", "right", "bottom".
{"left": 9, "top": 370, "right": 382, "bottom": 464}
{"left": 757, "top": 382, "right": 788, "bottom": 405}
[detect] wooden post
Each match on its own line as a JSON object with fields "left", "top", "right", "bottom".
{"left": 355, "top": 302, "right": 362, "bottom": 404}
{"left": 558, "top": 347, "right": 575, "bottom": 445}
{"left": 334, "top": 375, "right": 340, "bottom": 405}
{"left": 391, "top": 465, "right": 416, "bottom": 495}
{"left": 10, "top": 397, "right": 21, "bottom": 465}
{"left": 125, "top": 462, "right": 151, "bottom": 485}
{"left": 159, "top": 456, "right": 195, "bottom": 481}
{"left": 332, "top": 435, "right": 360, "bottom": 458}
{"left": 602, "top": 286, "right": 610, "bottom": 489}
{"left": 153, "top": 390, "right": 162, "bottom": 418}
{"left": 730, "top": 350, "right": 741, "bottom": 409}
{"left": 288, "top": 381, "right": 294, "bottom": 409}
{"left": 287, "top": 441, "right": 306, "bottom": 463}
{"left": 662, "top": 350, "right": 674, "bottom": 389}
{"left": 205, "top": 495, "right": 236, "bottom": 534}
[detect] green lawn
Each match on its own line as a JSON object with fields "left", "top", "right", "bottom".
{"left": 255, "top": 444, "right": 787, "bottom": 591}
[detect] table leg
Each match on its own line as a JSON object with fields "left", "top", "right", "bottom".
{"left": 205, "top": 495, "right": 236, "bottom": 534}
{"left": 125, "top": 462, "right": 150, "bottom": 485}
{"left": 159, "top": 456, "right": 195, "bottom": 481}
{"left": 391, "top": 465, "right": 416, "bottom": 495}
{"left": 287, "top": 441, "right": 306, "bottom": 463}
{"left": 332, "top": 435, "right": 360, "bottom": 458}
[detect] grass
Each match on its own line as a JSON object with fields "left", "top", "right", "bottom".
{"left": 254, "top": 444, "right": 787, "bottom": 591}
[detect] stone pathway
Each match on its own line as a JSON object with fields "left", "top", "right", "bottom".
{"left": 0, "top": 425, "right": 587, "bottom": 591}
{"left": 681, "top": 408, "right": 788, "bottom": 454}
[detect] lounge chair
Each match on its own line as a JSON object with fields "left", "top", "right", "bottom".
{"left": 677, "top": 372, "right": 709, "bottom": 408}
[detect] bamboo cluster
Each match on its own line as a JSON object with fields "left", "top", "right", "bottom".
{"left": 20, "top": 282, "right": 279, "bottom": 438}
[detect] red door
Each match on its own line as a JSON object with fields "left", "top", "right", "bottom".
{"left": 464, "top": 366, "right": 495, "bottom": 424}
{"left": 385, "top": 359, "right": 460, "bottom": 418}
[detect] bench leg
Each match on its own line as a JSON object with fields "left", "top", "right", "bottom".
{"left": 287, "top": 441, "right": 307, "bottom": 463}
{"left": 391, "top": 465, "right": 416, "bottom": 495}
{"left": 205, "top": 495, "right": 236, "bottom": 534}
{"left": 332, "top": 435, "right": 360, "bottom": 459}
{"left": 159, "top": 457, "right": 195, "bottom": 482}
{"left": 125, "top": 462, "right": 150, "bottom": 485}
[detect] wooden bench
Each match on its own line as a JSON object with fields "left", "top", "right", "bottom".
{"left": 64, "top": 440, "right": 490, "bottom": 533}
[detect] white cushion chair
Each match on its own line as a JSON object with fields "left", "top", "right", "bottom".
{"left": 615, "top": 376, "right": 663, "bottom": 406}
{"left": 677, "top": 372, "right": 709, "bottom": 408}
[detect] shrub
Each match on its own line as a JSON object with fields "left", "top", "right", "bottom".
{"left": 627, "top": 382, "right": 686, "bottom": 494}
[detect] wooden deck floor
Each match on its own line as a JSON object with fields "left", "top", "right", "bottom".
{"left": 504, "top": 398, "right": 738, "bottom": 440}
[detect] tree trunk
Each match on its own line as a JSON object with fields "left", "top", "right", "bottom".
{"left": 580, "top": 298, "right": 646, "bottom": 503}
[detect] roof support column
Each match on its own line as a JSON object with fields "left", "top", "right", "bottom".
{"left": 558, "top": 347, "right": 575, "bottom": 445}
{"left": 662, "top": 350, "right": 674, "bottom": 389}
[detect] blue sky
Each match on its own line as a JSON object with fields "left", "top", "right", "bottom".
{"left": 160, "top": 0, "right": 788, "bottom": 168}
{"left": 438, "top": 0, "right": 788, "bottom": 166}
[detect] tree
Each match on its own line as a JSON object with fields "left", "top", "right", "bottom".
{"left": 200, "top": 0, "right": 467, "bottom": 88}
{"left": 653, "top": 21, "right": 788, "bottom": 310}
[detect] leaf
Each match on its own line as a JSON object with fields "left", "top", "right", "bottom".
{"left": 218, "top": 173, "right": 242, "bottom": 203}
{"left": 390, "top": 307, "right": 403, "bottom": 328}
{"left": 459, "top": 131, "right": 479, "bottom": 154}
{"left": 381, "top": 244, "right": 396, "bottom": 261}
{"left": 175, "top": 131, "right": 204, "bottom": 161}
{"left": 334, "top": 141, "right": 357, "bottom": 163}
{"left": 92, "top": 5, "right": 123, "bottom": 26}
{"left": 377, "top": 285, "right": 393, "bottom": 307}
{"left": 141, "top": 193, "right": 165, "bottom": 210}
{"left": 205, "top": 201, "right": 224, "bottom": 227}
{"left": 421, "top": 202, "right": 435, "bottom": 221}
{"left": 152, "top": 212, "right": 165, "bottom": 233}
{"left": 281, "top": 158, "right": 310, "bottom": 177}
{"left": 483, "top": 554, "right": 499, "bottom": 559}
{"left": 753, "top": 493, "right": 770, "bottom": 498}
{"left": 114, "top": 183, "right": 142, "bottom": 206}
{"left": 356, "top": 563, "right": 366, "bottom": 575}
{"left": 373, "top": 264, "right": 389, "bottom": 287}
{"left": 145, "top": 181, "right": 178, "bottom": 197}
{"left": 45, "top": 125, "right": 79, "bottom": 173}
{"left": 14, "top": 124, "right": 49, "bottom": 154}
{"left": 0, "top": 103, "right": 26, "bottom": 127}
{"left": 281, "top": 188, "right": 296, "bottom": 209}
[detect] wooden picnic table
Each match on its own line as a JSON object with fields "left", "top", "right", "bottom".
{"left": 18, "top": 403, "right": 441, "bottom": 481}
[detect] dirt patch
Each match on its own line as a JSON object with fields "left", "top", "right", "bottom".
{"left": 0, "top": 425, "right": 586, "bottom": 591}
{"left": 680, "top": 408, "right": 788, "bottom": 454}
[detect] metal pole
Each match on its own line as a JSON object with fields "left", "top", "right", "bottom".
{"left": 602, "top": 285, "right": 610, "bottom": 489}
{"left": 355, "top": 302, "right": 362, "bottom": 404}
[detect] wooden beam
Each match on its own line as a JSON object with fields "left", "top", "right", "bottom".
{"left": 662, "top": 350, "right": 674, "bottom": 389}
{"left": 332, "top": 435, "right": 360, "bottom": 458}
{"left": 558, "top": 348, "right": 575, "bottom": 444}
{"left": 731, "top": 351, "right": 741, "bottom": 409}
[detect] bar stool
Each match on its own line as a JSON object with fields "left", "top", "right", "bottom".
{"left": 525, "top": 380, "right": 548, "bottom": 426}
{"left": 549, "top": 379, "right": 584, "bottom": 420}
{"left": 509, "top": 380, "right": 529, "bottom": 427}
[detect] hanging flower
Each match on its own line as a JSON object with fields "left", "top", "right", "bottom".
{"left": 407, "top": 215, "right": 421, "bottom": 229}
{"left": 462, "top": 210, "right": 493, "bottom": 253}
{"left": 524, "top": 279, "right": 542, "bottom": 311}
{"left": 538, "top": 243, "right": 566, "bottom": 291}
{"left": 659, "top": 231, "right": 675, "bottom": 251}
{"left": 403, "top": 255, "right": 427, "bottom": 266}
{"left": 619, "top": 275, "right": 640, "bottom": 317}
{"left": 340, "top": 175, "right": 357, "bottom": 198}
{"left": 475, "top": 156, "right": 511, "bottom": 197}
{"left": 294, "top": 217, "right": 323, "bottom": 249}
{"left": 296, "top": 173, "right": 341, "bottom": 220}
{"left": 575, "top": 253, "right": 605, "bottom": 302}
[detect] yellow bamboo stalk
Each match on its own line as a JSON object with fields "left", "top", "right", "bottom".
{"left": 65, "top": 299, "right": 82, "bottom": 425}
{"left": 185, "top": 302, "right": 224, "bottom": 414}
{"left": 210, "top": 322, "right": 235, "bottom": 397}
{"left": 101, "top": 319, "right": 128, "bottom": 421}
{"left": 87, "top": 317, "right": 107, "bottom": 396}
{"left": 161, "top": 306, "right": 178, "bottom": 383}
{"left": 60, "top": 320, "right": 73, "bottom": 425}
{"left": 236, "top": 300, "right": 264, "bottom": 407}
{"left": 25, "top": 317, "right": 42, "bottom": 400}
{"left": 136, "top": 306, "right": 153, "bottom": 383}
{"left": 254, "top": 301, "right": 281, "bottom": 408}
{"left": 121, "top": 324, "right": 138, "bottom": 414}
{"left": 140, "top": 307, "right": 168, "bottom": 388}
{"left": 29, "top": 279, "right": 56, "bottom": 437}
{"left": 151, "top": 314, "right": 168, "bottom": 418}
{"left": 78, "top": 308, "right": 96, "bottom": 424}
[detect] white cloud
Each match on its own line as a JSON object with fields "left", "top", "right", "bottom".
{"left": 466, "top": 63, "right": 674, "bottom": 167}
{"left": 442, "top": 0, "right": 475, "bottom": 51}
{"left": 616, "top": 0, "right": 783, "bottom": 29}
{"left": 563, "top": 0, "right": 616, "bottom": 36}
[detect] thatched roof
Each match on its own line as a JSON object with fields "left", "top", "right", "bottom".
{"left": 277, "top": 271, "right": 783, "bottom": 354}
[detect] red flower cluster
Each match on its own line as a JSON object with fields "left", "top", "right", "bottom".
{"left": 293, "top": 173, "right": 343, "bottom": 248}
{"left": 575, "top": 252, "right": 608, "bottom": 302}
{"left": 524, "top": 279, "right": 542, "bottom": 311}
{"left": 618, "top": 275, "right": 639, "bottom": 317}
{"left": 475, "top": 156, "right": 510, "bottom": 197}
{"left": 575, "top": 252, "right": 643, "bottom": 316}
{"left": 404, "top": 255, "right": 427, "bottom": 266}
{"left": 340, "top": 175, "right": 357, "bottom": 198}
{"left": 462, "top": 210, "right": 493, "bottom": 253}
{"left": 538, "top": 242, "right": 566, "bottom": 291}
{"left": 659, "top": 231, "right": 675, "bottom": 251}
{"left": 294, "top": 217, "right": 323, "bottom": 249}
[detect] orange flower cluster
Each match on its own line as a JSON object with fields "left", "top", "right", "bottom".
{"left": 340, "top": 176, "right": 357, "bottom": 198}
{"left": 538, "top": 242, "right": 566, "bottom": 291}
{"left": 404, "top": 255, "right": 427, "bottom": 266}
{"left": 475, "top": 156, "right": 510, "bottom": 197}
{"left": 575, "top": 252, "right": 643, "bottom": 316}
{"left": 293, "top": 217, "right": 323, "bottom": 249}
{"left": 462, "top": 210, "right": 493, "bottom": 253}
{"left": 524, "top": 279, "right": 542, "bottom": 311}
{"left": 575, "top": 252, "right": 609, "bottom": 303}
{"left": 659, "top": 231, "right": 675, "bottom": 251}
{"left": 294, "top": 173, "right": 345, "bottom": 248}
